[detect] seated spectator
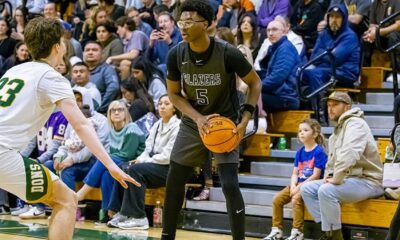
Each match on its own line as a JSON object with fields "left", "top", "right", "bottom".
{"left": 43, "top": 3, "right": 58, "bottom": 19}
{"left": 120, "top": 79, "right": 155, "bottom": 121}
{"left": 95, "top": 21, "right": 124, "bottom": 63}
{"left": 62, "top": 21, "right": 83, "bottom": 60}
{"left": 0, "top": 18, "right": 17, "bottom": 61}
{"left": 257, "top": 0, "right": 289, "bottom": 35}
{"left": 76, "top": 100, "right": 146, "bottom": 223}
{"left": 0, "top": 42, "right": 30, "bottom": 77}
{"left": 363, "top": 0, "right": 400, "bottom": 82}
{"left": 46, "top": 87, "right": 109, "bottom": 192}
{"left": 84, "top": 41, "right": 120, "bottom": 113}
{"left": 217, "top": 0, "right": 255, "bottom": 30}
{"left": 328, "top": 0, "right": 371, "bottom": 38}
{"left": 236, "top": 13, "right": 260, "bottom": 60}
{"left": 54, "top": 56, "right": 71, "bottom": 82}
{"left": 80, "top": 6, "right": 109, "bottom": 45}
{"left": 126, "top": 7, "right": 153, "bottom": 37}
{"left": 290, "top": 0, "right": 324, "bottom": 51}
{"left": 301, "top": 4, "right": 360, "bottom": 96}
{"left": 106, "top": 94, "right": 180, "bottom": 229}
{"left": 139, "top": 0, "right": 157, "bottom": 28}
{"left": 132, "top": 56, "right": 167, "bottom": 107}
{"left": 263, "top": 119, "right": 327, "bottom": 240}
{"left": 259, "top": 20, "right": 301, "bottom": 112}
{"left": 71, "top": 62, "right": 102, "bottom": 110}
{"left": 147, "top": 12, "right": 182, "bottom": 68}
{"left": 10, "top": 6, "right": 28, "bottom": 42}
{"left": 106, "top": 16, "right": 149, "bottom": 64}
{"left": 301, "top": 92, "right": 384, "bottom": 240}
{"left": 255, "top": 15, "right": 304, "bottom": 71}
{"left": 99, "top": 0, "right": 125, "bottom": 21}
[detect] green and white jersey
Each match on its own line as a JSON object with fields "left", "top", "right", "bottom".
{"left": 0, "top": 62, "right": 74, "bottom": 151}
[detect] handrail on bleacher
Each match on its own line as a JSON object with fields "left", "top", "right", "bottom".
{"left": 376, "top": 10, "right": 400, "bottom": 97}
{"left": 297, "top": 49, "right": 336, "bottom": 122}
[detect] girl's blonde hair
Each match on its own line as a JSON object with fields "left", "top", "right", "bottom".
{"left": 300, "top": 118, "right": 326, "bottom": 147}
{"left": 107, "top": 100, "right": 132, "bottom": 130}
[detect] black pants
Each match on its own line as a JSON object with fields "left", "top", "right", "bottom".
{"left": 108, "top": 163, "right": 169, "bottom": 218}
{"left": 161, "top": 161, "right": 245, "bottom": 240}
{"left": 386, "top": 200, "right": 400, "bottom": 240}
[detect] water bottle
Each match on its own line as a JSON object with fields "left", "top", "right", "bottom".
{"left": 153, "top": 200, "right": 163, "bottom": 228}
{"left": 277, "top": 137, "right": 287, "bottom": 150}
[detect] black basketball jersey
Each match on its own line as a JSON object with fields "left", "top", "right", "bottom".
{"left": 176, "top": 39, "right": 240, "bottom": 124}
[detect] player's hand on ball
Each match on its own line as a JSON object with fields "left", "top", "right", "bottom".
{"left": 196, "top": 114, "right": 220, "bottom": 137}
{"left": 108, "top": 164, "right": 141, "bottom": 188}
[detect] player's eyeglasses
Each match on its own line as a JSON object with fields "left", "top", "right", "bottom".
{"left": 177, "top": 20, "right": 206, "bottom": 29}
{"left": 110, "top": 107, "right": 124, "bottom": 113}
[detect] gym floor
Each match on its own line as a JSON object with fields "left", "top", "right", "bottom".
{"left": 0, "top": 215, "right": 259, "bottom": 239}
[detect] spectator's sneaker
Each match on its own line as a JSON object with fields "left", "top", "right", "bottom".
{"left": 11, "top": 205, "right": 31, "bottom": 216}
{"left": 0, "top": 205, "right": 10, "bottom": 215}
{"left": 285, "top": 228, "right": 304, "bottom": 240}
{"left": 118, "top": 217, "right": 149, "bottom": 230}
{"left": 193, "top": 188, "right": 210, "bottom": 201}
{"left": 263, "top": 227, "right": 283, "bottom": 240}
{"left": 76, "top": 208, "right": 85, "bottom": 221}
{"left": 385, "top": 188, "right": 400, "bottom": 200}
{"left": 386, "top": 73, "right": 400, "bottom": 82}
{"left": 107, "top": 212, "right": 128, "bottom": 228}
{"left": 19, "top": 206, "right": 46, "bottom": 219}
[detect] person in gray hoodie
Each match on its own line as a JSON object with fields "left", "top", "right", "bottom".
{"left": 47, "top": 87, "right": 110, "bottom": 191}
{"left": 301, "top": 91, "right": 384, "bottom": 240}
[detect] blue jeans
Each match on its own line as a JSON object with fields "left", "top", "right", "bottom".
{"left": 61, "top": 157, "right": 96, "bottom": 190}
{"left": 84, "top": 156, "right": 125, "bottom": 210}
{"left": 300, "top": 178, "right": 384, "bottom": 231}
{"left": 44, "top": 157, "right": 96, "bottom": 191}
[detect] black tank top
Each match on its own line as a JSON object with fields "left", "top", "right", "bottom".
{"left": 176, "top": 39, "right": 240, "bottom": 125}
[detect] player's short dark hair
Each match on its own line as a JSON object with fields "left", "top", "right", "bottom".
{"left": 116, "top": 16, "right": 136, "bottom": 31}
{"left": 179, "top": 0, "right": 214, "bottom": 27}
{"left": 24, "top": 17, "right": 64, "bottom": 60}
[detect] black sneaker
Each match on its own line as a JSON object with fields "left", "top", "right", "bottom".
{"left": 0, "top": 205, "right": 10, "bottom": 215}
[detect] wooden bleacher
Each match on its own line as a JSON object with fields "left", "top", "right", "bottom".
{"left": 304, "top": 198, "right": 398, "bottom": 228}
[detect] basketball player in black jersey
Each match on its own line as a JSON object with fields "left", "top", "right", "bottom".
{"left": 162, "top": 0, "right": 261, "bottom": 239}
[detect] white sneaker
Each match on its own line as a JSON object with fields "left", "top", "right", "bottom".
{"left": 11, "top": 205, "right": 31, "bottom": 216}
{"left": 107, "top": 212, "right": 128, "bottom": 228}
{"left": 263, "top": 227, "right": 283, "bottom": 240}
{"left": 19, "top": 206, "right": 46, "bottom": 219}
{"left": 285, "top": 228, "right": 304, "bottom": 240}
{"left": 386, "top": 73, "right": 400, "bottom": 82}
{"left": 118, "top": 217, "right": 149, "bottom": 230}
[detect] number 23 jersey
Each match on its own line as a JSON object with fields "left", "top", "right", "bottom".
{"left": 0, "top": 62, "right": 74, "bottom": 151}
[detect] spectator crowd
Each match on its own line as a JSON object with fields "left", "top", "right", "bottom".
{"left": 0, "top": 0, "right": 399, "bottom": 239}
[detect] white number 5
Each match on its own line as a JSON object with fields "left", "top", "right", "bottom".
{"left": 196, "top": 89, "right": 209, "bottom": 105}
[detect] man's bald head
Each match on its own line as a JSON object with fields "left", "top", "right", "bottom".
{"left": 267, "top": 20, "right": 285, "bottom": 44}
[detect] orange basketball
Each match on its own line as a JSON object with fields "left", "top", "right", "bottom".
{"left": 201, "top": 116, "right": 240, "bottom": 153}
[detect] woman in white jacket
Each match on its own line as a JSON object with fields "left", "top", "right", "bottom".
{"left": 106, "top": 94, "right": 180, "bottom": 229}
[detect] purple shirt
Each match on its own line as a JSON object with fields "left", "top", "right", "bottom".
{"left": 37, "top": 111, "right": 68, "bottom": 155}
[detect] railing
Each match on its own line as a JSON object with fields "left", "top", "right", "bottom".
{"left": 297, "top": 49, "right": 336, "bottom": 122}
{"left": 376, "top": 10, "right": 400, "bottom": 97}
